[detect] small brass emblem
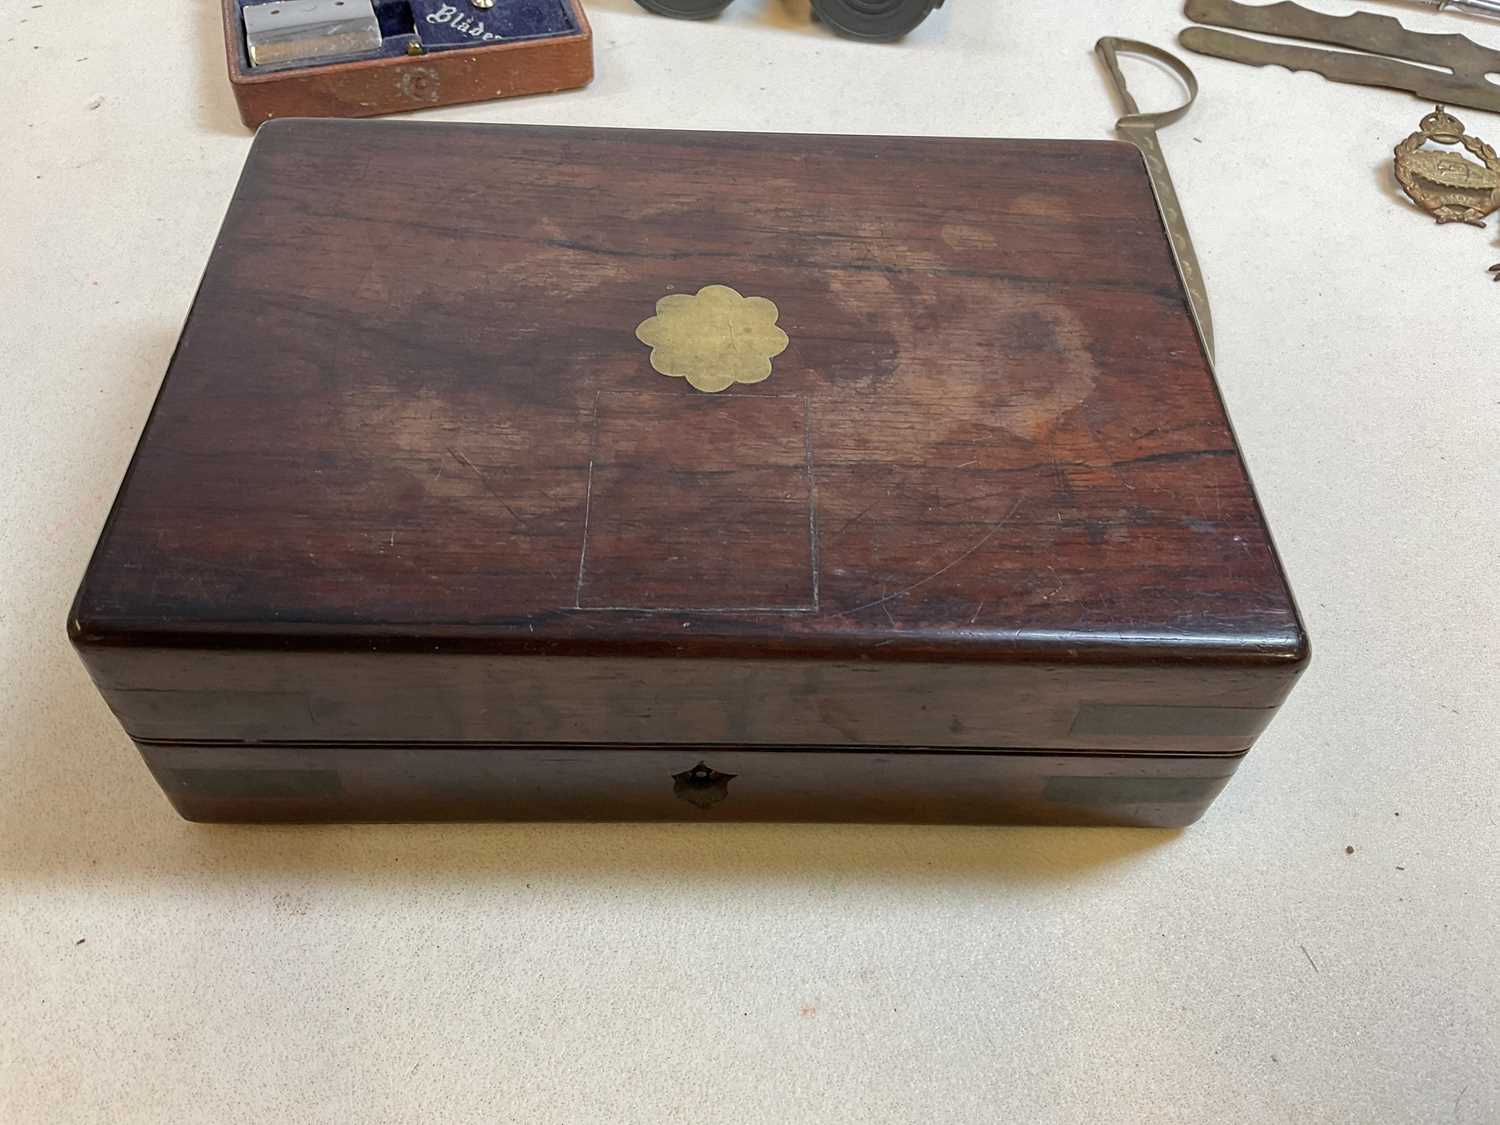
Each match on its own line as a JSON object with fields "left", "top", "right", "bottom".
{"left": 635, "top": 284, "right": 789, "bottom": 394}
{"left": 1394, "top": 106, "right": 1500, "bottom": 227}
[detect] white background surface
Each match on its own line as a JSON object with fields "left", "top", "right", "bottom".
{"left": 2, "top": 1, "right": 1497, "bottom": 1121}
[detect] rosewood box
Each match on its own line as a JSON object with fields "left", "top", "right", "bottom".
{"left": 70, "top": 119, "right": 1309, "bottom": 826}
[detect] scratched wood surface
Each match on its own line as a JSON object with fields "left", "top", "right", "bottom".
{"left": 71, "top": 119, "right": 1307, "bottom": 771}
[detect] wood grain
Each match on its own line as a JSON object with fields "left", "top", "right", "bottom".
{"left": 136, "top": 740, "right": 1246, "bottom": 828}
{"left": 70, "top": 121, "right": 1309, "bottom": 822}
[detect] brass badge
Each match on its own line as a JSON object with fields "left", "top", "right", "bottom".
{"left": 635, "top": 284, "right": 789, "bottom": 394}
{"left": 1394, "top": 105, "right": 1500, "bottom": 227}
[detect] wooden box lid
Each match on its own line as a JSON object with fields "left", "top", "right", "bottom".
{"left": 71, "top": 119, "right": 1307, "bottom": 753}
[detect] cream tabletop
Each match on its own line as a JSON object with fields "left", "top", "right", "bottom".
{"left": 1, "top": 1, "right": 1496, "bottom": 1121}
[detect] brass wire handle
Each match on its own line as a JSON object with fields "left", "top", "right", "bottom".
{"left": 1096, "top": 38, "right": 1215, "bottom": 364}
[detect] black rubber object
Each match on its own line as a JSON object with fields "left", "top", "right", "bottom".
{"left": 811, "top": 0, "right": 942, "bottom": 41}
{"left": 632, "top": 0, "right": 735, "bottom": 18}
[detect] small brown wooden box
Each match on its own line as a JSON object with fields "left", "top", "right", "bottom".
{"left": 222, "top": 0, "right": 593, "bottom": 128}
{"left": 70, "top": 120, "right": 1309, "bottom": 826}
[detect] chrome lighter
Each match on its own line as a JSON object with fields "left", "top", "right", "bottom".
{"left": 243, "top": 0, "right": 383, "bottom": 69}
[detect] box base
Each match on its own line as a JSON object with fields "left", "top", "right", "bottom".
{"left": 139, "top": 742, "right": 1243, "bottom": 827}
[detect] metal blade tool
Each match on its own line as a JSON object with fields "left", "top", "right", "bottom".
{"left": 1096, "top": 38, "right": 1216, "bottom": 364}
{"left": 1402, "top": 0, "right": 1500, "bottom": 21}
{"left": 1180, "top": 0, "right": 1500, "bottom": 115}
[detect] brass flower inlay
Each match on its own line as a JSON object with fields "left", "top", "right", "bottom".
{"left": 635, "top": 284, "right": 789, "bottom": 394}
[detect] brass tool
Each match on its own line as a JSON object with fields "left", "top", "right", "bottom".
{"left": 1096, "top": 38, "right": 1215, "bottom": 363}
{"left": 1181, "top": 0, "right": 1500, "bottom": 115}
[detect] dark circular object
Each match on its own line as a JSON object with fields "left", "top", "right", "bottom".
{"left": 632, "top": 0, "right": 735, "bottom": 18}
{"left": 810, "top": 0, "right": 942, "bottom": 41}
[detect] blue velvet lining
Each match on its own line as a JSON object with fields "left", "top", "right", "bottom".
{"left": 236, "top": 0, "right": 577, "bottom": 71}
{"left": 411, "top": 0, "right": 576, "bottom": 48}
